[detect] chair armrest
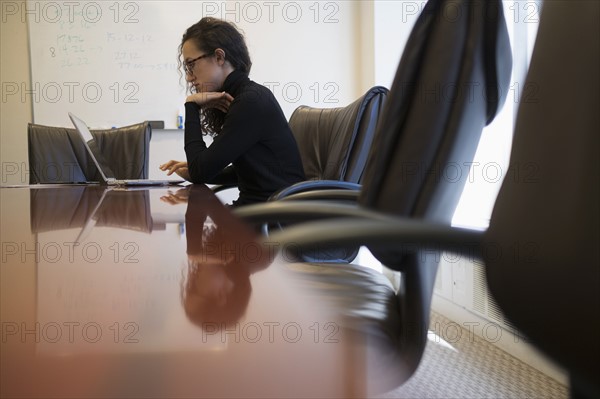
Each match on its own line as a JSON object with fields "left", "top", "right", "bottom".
{"left": 269, "top": 180, "right": 361, "bottom": 201}
{"left": 266, "top": 217, "right": 484, "bottom": 261}
{"left": 233, "top": 200, "right": 387, "bottom": 224}
{"left": 279, "top": 189, "right": 360, "bottom": 202}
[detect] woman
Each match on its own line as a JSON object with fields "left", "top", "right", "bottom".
{"left": 160, "top": 17, "right": 305, "bottom": 206}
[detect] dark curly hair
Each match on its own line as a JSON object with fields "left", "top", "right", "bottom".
{"left": 179, "top": 17, "right": 252, "bottom": 135}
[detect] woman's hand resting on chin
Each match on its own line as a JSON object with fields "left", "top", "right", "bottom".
{"left": 186, "top": 91, "right": 234, "bottom": 113}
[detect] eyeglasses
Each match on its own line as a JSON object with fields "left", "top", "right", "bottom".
{"left": 183, "top": 53, "right": 212, "bottom": 75}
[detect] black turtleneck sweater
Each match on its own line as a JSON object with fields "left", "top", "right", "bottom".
{"left": 184, "top": 70, "right": 305, "bottom": 206}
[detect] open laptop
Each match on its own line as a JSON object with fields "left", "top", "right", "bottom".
{"left": 69, "top": 112, "right": 184, "bottom": 186}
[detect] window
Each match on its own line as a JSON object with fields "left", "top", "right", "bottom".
{"left": 451, "top": 0, "right": 541, "bottom": 229}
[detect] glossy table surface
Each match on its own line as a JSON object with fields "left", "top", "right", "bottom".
{"left": 0, "top": 185, "right": 364, "bottom": 398}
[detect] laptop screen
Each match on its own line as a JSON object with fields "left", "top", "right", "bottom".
{"left": 69, "top": 112, "right": 117, "bottom": 182}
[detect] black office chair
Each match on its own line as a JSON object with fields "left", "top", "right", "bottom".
{"left": 271, "top": 86, "right": 388, "bottom": 197}
{"left": 235, "top": 0, "right": 512, "bottom": 392}
{"left": 484, "top": 2, "right": 599, "bottom": 398}
{"left": 263, "top": 86, "right": 388, "bottom": 252}
{"left": 28, "top": 121, "right": 151, "bottom": 184}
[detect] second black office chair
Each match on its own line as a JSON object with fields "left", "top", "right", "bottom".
{"left": 211, "top": 86, "right": 388, "bottom": 198}
{"left": 270, "top": 86, "right": 389, "bottom": 199}
{"left": 236, "top": 0, "right": 512, "bottom": 392}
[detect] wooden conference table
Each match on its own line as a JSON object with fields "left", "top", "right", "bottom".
{"left": 1, "top": 184, "right": 366, "bottom": 398}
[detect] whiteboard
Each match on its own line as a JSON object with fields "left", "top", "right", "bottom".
{"left": 27, "top": 1, "right": 358, "bottom": 129}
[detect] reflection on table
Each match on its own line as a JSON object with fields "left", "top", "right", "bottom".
{"left": 0, "top": 185, "right": 363, "bottom": 398}
{"left": 179, "top": 186, "right": 270, "bottom": 328}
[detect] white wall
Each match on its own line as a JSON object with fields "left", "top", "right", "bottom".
{"left": 1, "top": 3, "right": 33, "bottom": 185}
{"left": 23, "top": 1, "right": 364, "bottom": 129}
{"left": 374, "top": 0, "right": 425, "bottom": 88}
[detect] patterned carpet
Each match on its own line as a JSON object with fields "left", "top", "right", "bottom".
{"left": 377, "top": 312, "right": 568, "bottom": 399}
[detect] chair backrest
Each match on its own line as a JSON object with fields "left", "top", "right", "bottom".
{"left": 355, "top": 0, "right": 511, "bottom": 377}
{"left": 28, "top": 121, "right": 151, "bottom": 184}
{"left": 360, "top": 0, "right": 511, "bottom": 223}
{"left": 289, "top": 86, "right": 388, "bottom": 183}
{"left": 484, "top": 2, "right": 599, "bottom": 398}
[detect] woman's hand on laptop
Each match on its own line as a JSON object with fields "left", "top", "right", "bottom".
{"left": 160, "top": 160, "right": 191, "bottom": 181}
